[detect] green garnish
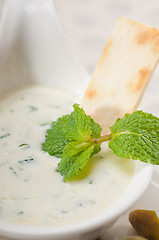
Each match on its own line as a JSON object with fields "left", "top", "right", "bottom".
{"left": 9, "top": 166, "right": 17, "bottom": 176}
{"left": 28, "top": 106, "right": 38, "bottom": 112}
{"left": 19, "top": 143, "right": 30, "bottom": 149}
{"left": 42, "top": 104, "right": 159, "bottom": 181}
{"left": 19, "top": 157, "right": 34, "bottom": 164}
{"left": 0, "top": 133, "right": 11, "bottom": 139}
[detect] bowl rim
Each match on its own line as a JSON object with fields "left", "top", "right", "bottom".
{"left": 0, "top": 163, "right": 153, "bottom": 239}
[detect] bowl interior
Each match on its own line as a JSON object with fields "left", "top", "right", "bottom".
{"left": 0, "top": 0, "right": 89, "bottom": 98}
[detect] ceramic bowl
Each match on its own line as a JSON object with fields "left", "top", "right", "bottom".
{"left": 0, "top": 1, "right": 153, "bottom": 239}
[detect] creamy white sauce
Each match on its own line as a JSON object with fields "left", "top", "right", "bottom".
{"left": 0, "top": 86, "right": 135, "bottom": 226}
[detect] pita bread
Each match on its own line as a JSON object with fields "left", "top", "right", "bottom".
{"left": 82, "top": 16, "right": 159, "bottom": 134}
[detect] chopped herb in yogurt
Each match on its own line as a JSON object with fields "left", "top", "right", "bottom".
{"left": 0, "top": 133, "right": 10, "bottom": 139}
{"left": 28, "top": 105, "right": 38, "bottom": 112}
{"left": 18, "top": 143, "right": 30, "bottom": 149}
{"left": 19, "top": 157, "right": 34, "bottom": 164}
{"left": 9, "top": 167, "right": 17, "bottom": 176}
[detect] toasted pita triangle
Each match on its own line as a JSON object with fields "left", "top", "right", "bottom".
{"left": 82, "top": 17, "right": 159, "bottom": 134}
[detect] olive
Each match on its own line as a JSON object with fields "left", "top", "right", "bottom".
{"left": 129, "top": 210, "right": 159, "bottom": 240}
{"left": 125, "top": 237, "right": 147, "bottom": 240}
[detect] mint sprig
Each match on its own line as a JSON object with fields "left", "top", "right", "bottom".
{"left": 42, "top": 104, "right": 159, "bottom": 181}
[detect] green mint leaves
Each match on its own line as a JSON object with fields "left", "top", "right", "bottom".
{"left": 42, "top": 104, "right": 159, "bottom": 181}
{"left": 57, "top": 142, "right": 98, "bottom": 182}
{"left": 109, "top": 111, "right": 159, "bottom": 164}
{"left": 42, "top": 104, "right": 102, "bottom": 181}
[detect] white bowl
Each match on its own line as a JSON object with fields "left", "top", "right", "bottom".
{"left": 0, "top": 1, "right": 153, "bottom": 239}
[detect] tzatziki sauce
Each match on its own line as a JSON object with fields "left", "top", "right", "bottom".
{"left": 0, "top": 85, "right": 135, "bottom": 227}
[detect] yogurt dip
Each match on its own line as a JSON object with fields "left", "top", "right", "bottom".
{"left": 0, "top": 85, "right": 135, "bottom": 227}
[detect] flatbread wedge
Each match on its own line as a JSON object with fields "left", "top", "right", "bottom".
{"left": 82, "top": 16, "right": 159, "bottom": 134}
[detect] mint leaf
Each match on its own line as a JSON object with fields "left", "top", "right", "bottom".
{"left": 42, "top": 114, "right": 70, "bottom": 158}
{"left": 63, "top": 103, "right": 102, "bottom": 141}
{"left": 109, "top": 111, "right": 159, "bottom": 164}
{"left": 42, "top": 104, "right": 102, "bottom": 179}
{"left": 57, "top": 141, "right": 98, "bottom": 181}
